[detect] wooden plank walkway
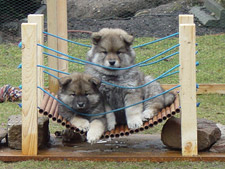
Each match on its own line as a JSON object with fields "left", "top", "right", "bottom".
{"left": 1, "top": 134, "right": 225, "bottom": 162}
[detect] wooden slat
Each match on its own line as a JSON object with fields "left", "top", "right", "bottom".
{"left": 57, "top": 0, "right": 68, "bottom": 78}
{"left": 47, "top": 0, "right": 59, "bottom": 93}
{"left": 162, "top": 84, "right": 225, "bottom": 94}
{"left": 43, "top": 94, "right": 54, "bottom": 115}
{"left": 39, "top": 92, "right": 180, "bottom": 138}
{"left": 28, "top": 14, "right": 44, "bottom": 112}
{"left": 39, "top": 94, "right": 50, "bottom": 113}
{"left": 179, "top": 15, "right": 198, "bottom": 156}
{"left": 21, "top": 23, "right": 38, "bottom": 155}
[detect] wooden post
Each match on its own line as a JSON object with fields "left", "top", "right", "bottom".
{"left": 21, "top": 23, "right": 38, "bottom": 155}
{"left": 47, "top": 0, "right": 59, "bottom": 93}
{"left": 179, "top": 15, "right": 198, "bottom": 156}
{"left": 28, "top": 14, "right": 44, "bottom": 111}
{"left": 57, "top": 0, "right": 68, "bottom": 78}
{"left": 179, "top": 15, "right": 194, "bottom": 25}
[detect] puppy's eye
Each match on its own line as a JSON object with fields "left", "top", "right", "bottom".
{"left": 117, "top": 51, "right": 121, "bottom": 55}
{"left": 102, "top": 51, "right": 107, "bottom": 55}
{"left": 70, "top": 93, "right": 76, "bottom": 97}
{"left": 85, "top": 92, "right": 89, "bottom": 96}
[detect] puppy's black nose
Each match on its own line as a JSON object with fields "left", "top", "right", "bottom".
{"left": 77, "top": 102, "right": 85, "bottom": 108}
{"left": 109, "top": 60, "right": 116, "bottom": 66}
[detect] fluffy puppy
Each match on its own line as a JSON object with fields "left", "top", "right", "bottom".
{"left": 58, "top": 72, "right": 106, "bottom": 143}
{"left": 85, "top": 28, "right": 175, "bottom": 130}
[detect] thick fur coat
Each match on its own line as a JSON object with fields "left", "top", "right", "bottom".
{"left": 58, "top": 72, "right": 106, "bottom": 143}
{"left": 85, "top": 28, "right": 175, "bottom": 130}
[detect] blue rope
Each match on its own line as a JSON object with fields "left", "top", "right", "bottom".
{"left": 43, "top": 31, "right": 92, "bottom": 48}
{"left": 139, "top": 51, "right": 179, "bottom": 67}
{"left": 43, "top": 31, "right": 178, "bottom": 49}
{"left": 101, "top": 64, "right": 180, "bottom": 89}
{"left": 37, "top": 65, "right": 70, "bottom": 75}
{"left": 43, "top": 52, "right": 85, "bottom": 65}
{"left": 158, "top": 71, "right": 179, "bottom": 79}
{"left": 17, "top": 63, "right": 22, "bottom": 69}
{"left": 37, "top": 43, "right": 179, "bottom": 70}
{"left": 42, "top": 63, "right": 179, "bottom": 89}
{"left": 44, "top": 50, "right": 179, "bottom": 68}
{"left": 45, "top": 67, "right": 179, "bottom": 86}
{"left": 140, "top": 51, "right": 198, "bottom": 67}
{"left": 133, "top": 32, "right": 179, "bottom": 49}
{"left": 38, "top": 85, "right": 180, "bottom": 117}
{"left": 43, "top": 70, "right": 60, "bottom": 80}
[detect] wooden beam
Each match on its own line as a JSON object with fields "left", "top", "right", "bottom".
{"left": 28, "top": 14, "right": 44, "bottom": 112}
{"left": 161, "top": 84, "right": 225, "bottom": 94}
{"left": 47, "top": 0, "right": 59, "bottom": 94}
{"left": 179, "top": 15, "right": 198, "bottom": 156}
{"left": 21, "top": 23, "right": 38, "bottom": 155}
{"left": 57, "top": 0, "right": 68, "bottom": 78}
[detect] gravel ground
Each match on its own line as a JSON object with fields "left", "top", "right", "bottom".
{"left": 1, "top": 1, "right": 224, "bottom": 43}
{"left": 68, "top": 1, "right": 224, "bottom": 38}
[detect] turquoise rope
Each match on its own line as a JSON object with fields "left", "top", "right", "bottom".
{"left": 37, "top": 85, "right": 180, "bottom": 117}
{"left": 38, "top": 43, "right": 179, "bottom": 70}
{"left": 43, "top": 65, "right": 180, "bottom": 89}
{"left": 139, "top": 51, "right": 179, "bottom": 67}
{"left": 44, "top": 51, "right": 179, "bottom": 68}
{"left": 37, "top": 65, "right": 70, "bottom": 75}
{"left": 100, "top": 64, "right": 180, "bottom": 89}
{"left": 43, "top": 31, "right": 179, "bottom": 49}
{"left": 43, "top": 31, "right": 92, "bottom": 48}
{"left": 43, "top": 52, "right": 85, "bottom": 65}
{"left": 133, "top": 32, "right": 179, "bottom": 49}
{"left": 43, "top": 70, "right": 60, "bottom": 80}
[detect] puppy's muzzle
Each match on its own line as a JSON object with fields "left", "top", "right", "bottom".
{"left": 77, "top": 102, "right": 85, "bottom": 108}
{"left": 109, "top": 60, "right": 116, "bottom": 66}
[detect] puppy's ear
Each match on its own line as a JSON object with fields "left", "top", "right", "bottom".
{"left": 58, "top": 76, "right": 72, "bottom": 87}
{"left": 121, "top": 34, "right": 134, "bottom": 46}
{"left": 89, "top": 77, "right": 101, "bottom": 88}
{"left": 91, "top": 32, "right": 102, "bottom": 45}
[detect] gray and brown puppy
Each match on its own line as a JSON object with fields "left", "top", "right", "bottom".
{"left": 58, "top": 72, "right": 106, "bottom": 144}
{"left": 85, "top": 28, "right": 175, "bottom": 130}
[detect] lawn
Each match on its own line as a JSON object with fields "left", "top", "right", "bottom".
{"left": 0, "top": 33, "right": 225, "bottom": 167}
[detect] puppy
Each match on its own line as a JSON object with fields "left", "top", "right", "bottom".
{"left": 85, "top": 28, "right": 175, "bottom": 130}
{"left": 57, "top": 72, "right": 106, "bottom": 143}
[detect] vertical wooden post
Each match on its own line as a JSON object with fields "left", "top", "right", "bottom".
{"left": 179, "top": 14, "right": 194, "bottom": 25}
{"left": 179, "top": 15, "right": 198, "bottom": 156}
{"left": 21, "top": 23, "right": 38, "bottom": 155}
{"left": 47, "top": 0, "right": 59, "bottom": 93}
{"left": 57, "top": 0, "right": 68, "bottom": 78}
{"left": 28, "top": 14, "right": 44, "bottom": 111}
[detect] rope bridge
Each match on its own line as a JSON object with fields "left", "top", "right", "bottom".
{"left": 18, "top": 27, "right": 200, "bottom": 139}
{"left": 32, "top": 31, "right": 184, "bottom": 138}
{"left": 19, "top": 14, "right": 198, "bottom": 157}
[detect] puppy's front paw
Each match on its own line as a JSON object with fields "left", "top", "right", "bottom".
{"left": 87, "top": 128, "right": 103, "bottom": 144}
{"left": 142, "top": 108, "right": 155, "bottom": 121}
{"left": 87, "top": 119, "right": 105, "bottom": 144}
{"left": 127, "top": 115, "right": 142, "bottom": 129}
{"left": 70, "top": 117, "right": 89, "bottom": 132}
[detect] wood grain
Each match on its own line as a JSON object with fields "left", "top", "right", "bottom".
{"left": 21, "top": 23, "right": 38, "bottom": 155}
{"left": 57, "top": 0, "right": 68, "bottom": 78}
{"left": 179, "top": 15, "right": 198, "bottom": 156}
{"left": 28, "top": 14, "right": 44, "bottom": 115}
{"left": 47, "top": 0, "right": 59, "bottom": 93}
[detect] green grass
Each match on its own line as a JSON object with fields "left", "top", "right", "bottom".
{"left": 0, "top": 34, "right": 225, "bottom": 166}
{"left": 0, "top": 160, "right": 225, "bottom": 169}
